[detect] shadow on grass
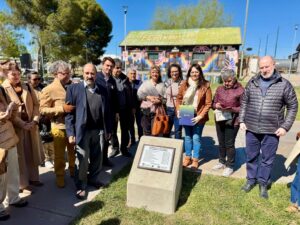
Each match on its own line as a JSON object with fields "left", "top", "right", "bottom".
{"left": 71, "top": 200, "right": 104, "bottom": 225}
{"left": 98, "top": 218, "right": 121, "bottom": 225}
{"left": 177, "top": 170, "right": 201, "bottom": 208}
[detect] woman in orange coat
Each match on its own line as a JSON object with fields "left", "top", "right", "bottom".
{"left": 176, "top": 64, "right": 212, "bottom": 169}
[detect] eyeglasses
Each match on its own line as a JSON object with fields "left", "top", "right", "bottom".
{"left": 58, "top": 71, "right": 70, "bottom": 76}
{"left": 32, "top": 78, "right": 41, "bottom": 81}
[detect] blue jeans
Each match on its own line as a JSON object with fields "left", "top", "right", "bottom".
{"left": 184, "top": 124, "right": 204, "bottom": 159}
{"left": 291, "top": 156, "right": 300, "bottom": 206}
{"left": 166, "top": 107, "right": 182, "bottom": 139}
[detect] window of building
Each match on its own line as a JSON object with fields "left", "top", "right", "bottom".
{"left": 192, "top": 53, "right": 205, "bottom": 61}
{"left": 148, "top": 52, "right": 159, "bottom": 61}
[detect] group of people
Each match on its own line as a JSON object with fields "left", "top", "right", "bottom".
{"left": 0, "top": 54, "right": 299, "bottom": 221}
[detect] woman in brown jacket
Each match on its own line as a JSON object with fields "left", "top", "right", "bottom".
{"left": 176, "top": 64, "right": 212, "bottom": 169}
{"left": 2, "top": 63, "right": 42, "bottom": 193}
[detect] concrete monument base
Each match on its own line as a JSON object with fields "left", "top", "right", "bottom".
{"left": 127, "top": 136, "right": 183, "bottom": 214}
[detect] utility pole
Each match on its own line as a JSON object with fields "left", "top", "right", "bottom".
{"left": 239, "top": 0, "right": 250, "bottom": 79}
{"left": 288, "top": 24, "right": 298, "bottom": 78}
{"left": 264, "top": 34, "right": 268, "bottom": 55}
{"left": 257, "top": 38, "right": 261, "bottom": 56}
{"left": 123, "top": 6, "right": 128, "bottom": 73}
{"left": 274, "top": 27, "right": 279, "bottom": 58}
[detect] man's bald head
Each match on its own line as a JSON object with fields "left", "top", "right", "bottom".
{"left": 83, "top": 63, "right": 97, "bottom": 74}
{"left": 83, "top": 63, "right": 97, "bottom": 87}
{"left": 259, "top": 55, "right": 276, "bottom": 78}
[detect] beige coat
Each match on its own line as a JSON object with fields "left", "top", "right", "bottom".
{"left": 285, "top": 139, "right": 300, "bottom": 170}
{"left": 0, "top": 89, "right": 19, "bottom": 150}
{"left": 2, "top": 79, "right": 42, "bottom": 165}
{"left": 39, "top": 78, "right": 66, "bottom": 129}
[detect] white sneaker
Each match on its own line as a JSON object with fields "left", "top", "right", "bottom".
{"left": 222, "top": 167, "right": 233, "bottom": 177}
{"left": 45, "top": 161, "right": 54, "bottom": 169}
{"left": 212, "top": 163, "right": 225, "bottom": 171}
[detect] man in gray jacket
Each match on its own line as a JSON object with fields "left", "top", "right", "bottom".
{"left": 240, "top": 55, "right": 298, "bottom": 199}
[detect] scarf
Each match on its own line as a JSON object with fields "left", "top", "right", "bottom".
{"left": 183, "top": 77, "right": 198, "bottom": 105}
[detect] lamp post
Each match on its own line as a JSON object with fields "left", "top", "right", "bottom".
{"left": 123, "top": 6, "right": 128, "bottom": 73}
{"left": 239, "top": 0, "right": 250, "bottom": 79}
{"left": 288, "top": 24, "right": 298, "bottom": 78}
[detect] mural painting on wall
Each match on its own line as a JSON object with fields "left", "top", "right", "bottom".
{"left": 125, "top": 50, "right": 190, "bottom": 71}
{"left": 124, "top": 49, "right": 238, "bottom": 73}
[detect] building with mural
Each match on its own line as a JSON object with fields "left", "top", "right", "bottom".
{"left": 120, "top": 27, "right": 241, "bottom": 75}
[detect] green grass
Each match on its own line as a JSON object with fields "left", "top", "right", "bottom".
{"left": 206, "top": 83, "right": 300, "bottom": 126}
{"left": 70, "top": 165, "right": 300, "bottom": 225}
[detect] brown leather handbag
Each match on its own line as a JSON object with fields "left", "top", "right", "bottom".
{"left": 0, "top": 149, "right": 7, "bottom": 175}
{"left": 151, "top": 106, "right": 169, "bottom": 136}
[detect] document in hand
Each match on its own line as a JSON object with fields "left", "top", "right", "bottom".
{"left": 179, "top": 105, "right": 194, "bottom": 126}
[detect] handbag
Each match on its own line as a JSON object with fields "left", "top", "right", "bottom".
{"left": 151, "top": 106, "right": 169, "bottom": 136}
{"left": 0, "top": 149, "right": 7, "bottom": 175}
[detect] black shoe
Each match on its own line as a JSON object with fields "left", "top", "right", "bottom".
{"left": 0, "top": 211, "right": 10, "bottom": 221}
{"left": 103, "top": 159, "right": 113, "bottom": 167}
{"left": 75, "top": 190, "right": 87, "bottom": 200}
{"left": 88, "top": 181, "right": 104, "bottom": 189}
{"left": 131, "top": 140, "right": 136, "bottom": 145}
{"left": 241, "top": 182, "right": 256, "bottom": 193}
{"left": 10, "top": 199, "right": 28, "bottom": 208}
{"left": 259, "top": 184, "right": 269, "bottom": 199}
{"left": 29, "top": 180, "right": 44, "bottom": 187}
{"left": 109, "top": 149, "right": 120, "bottom": 158}
{"left": 122, "top": 151, "right": 132, "bottom": 158}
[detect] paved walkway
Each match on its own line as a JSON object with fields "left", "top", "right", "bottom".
{"left": 4, "top": 122, "right": 300, "bottom": 225}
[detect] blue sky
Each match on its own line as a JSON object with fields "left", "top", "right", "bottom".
{"left": 1, "top": 0, "right": 300, "bottom": 59}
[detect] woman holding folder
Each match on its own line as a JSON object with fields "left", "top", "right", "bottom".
{"left": 176, "top": 64, "right": 212, "bottom": 169}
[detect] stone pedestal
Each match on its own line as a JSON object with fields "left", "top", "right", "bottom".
{"left": 127, "top": 136, "right": 183, "bottom": 214}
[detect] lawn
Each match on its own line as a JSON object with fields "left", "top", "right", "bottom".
{"left": 71, "top": 164, "right": 300, "bottom": 225}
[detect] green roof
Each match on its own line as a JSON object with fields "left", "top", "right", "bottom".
{"left": 120, "top": 27, "right": 241, "bottom": 46}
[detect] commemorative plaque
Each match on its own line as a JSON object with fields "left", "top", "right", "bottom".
{"left": 127, "top": 136, "right": 183, "bottom": 214}
{"left": 138, "top": 145, "right": 175, "bottom": 173}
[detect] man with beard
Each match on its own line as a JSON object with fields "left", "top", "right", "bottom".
{"left": 65, "top": 63, "right": 112, "bottom": 199}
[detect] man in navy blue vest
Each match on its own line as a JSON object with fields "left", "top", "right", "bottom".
{"left": 65, "top": 63, "right": 112, "bottom": 199}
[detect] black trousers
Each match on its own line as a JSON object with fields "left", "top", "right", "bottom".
{"left": 215, "top": 121, "right": 239, "bottom": 168}
{"left": 111, "top": 108, "right": 130, "bottom": 154}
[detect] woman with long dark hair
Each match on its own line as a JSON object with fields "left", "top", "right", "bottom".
{"left": 165, "top": 64, "right": 183, "bottom": 139}
{"left": 176, "top": 64, "right": 212, "bottom": 169}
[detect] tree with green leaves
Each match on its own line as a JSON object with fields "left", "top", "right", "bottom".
{"left": 151, "top": 0, "right": 232, "bottom": 29}
{"left": 0, "top": 13, "right": 27, "bottom": 58}
{"left": 3, "top": 0, "right": 112, "bottom": 69}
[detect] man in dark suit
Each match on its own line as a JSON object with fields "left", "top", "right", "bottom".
{"left": 109, "top": 59, "right": 133, "bottom": 158}
{"left": 65, "top": 63, "right": 112, "bottom": 199}
{"left": 95, "top": 57, "right": 119, "bottom": 167}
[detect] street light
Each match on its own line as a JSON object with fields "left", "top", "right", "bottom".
{"left": 239, "top": 0, "right": 250, "bottom": 79}
{"left": 288, "top": 24, "right": 298, "bottom": 78}
{"left": 123, "top": 6, "right": 128, "bottom": 73}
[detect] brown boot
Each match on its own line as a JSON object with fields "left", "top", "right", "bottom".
{"left": 56, "top": 176, "right": 65, "bottom": 188}
{"left": 191, "top": 158, "right": 199, "bottom": 169}
{"left": 183, "top": 156, "right": 192, "bottom": 167}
